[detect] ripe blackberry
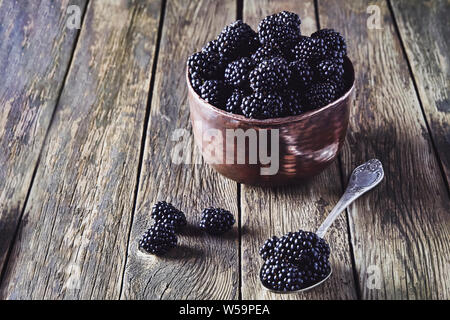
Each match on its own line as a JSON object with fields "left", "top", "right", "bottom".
{"left": 139, "top": 224, "right": 177, "bottom": 256}
{"left": 282, "top": 89, "right": 304, "bottom": 116}
{"left": 314, "top": 59, "right": 344, "bottom": 82}
{"left": 151, "top": 201, "right": 187, "bottom": 231}
{"left": 200, "top": 80, "right": 229, "bottom": 108}
{"left": 258, "top": 11, "right": 301, "bottom": 49}
{"left": 311, "top": 28, "right": 347, "bottom": 59}
{"left": 225, "top": 89, "right": 247, "bottom": 115}
{"left": 202, "top": 39, "right": 219, "bottom": 55}
{"left": 217, "top": 20, "right": 258, "bottom": 61}
{"left": 241, "top": 92, "right": 284, "bottom": 119}
{"left": 330, "top": 77, "right": 347, "bottom": 97}
{"left": 289, "top": 60, "right": 314, "bottom": 89}
{"left": 189, "top": 75, "right": 204, "bottom": 95}
{"left": 224, "top": 57, "right": 255, "bottom": 88}
{"left": 304, "top": 82, "right": 336, "bottom": 109}
{"left": 259, "top": 236, "right": 279, "bottom": 260}
{"left": 251, "top": 46, "right": 281, "bottom": 65}
{"left": 249, "top": 57, "right": 291, "bottom": 92}
{"left": 259, "top": 230, "right": 332, "bottom": 289}
{"left": 187, "top": 51, "right": 222, "bottom": 79}
{"left": 199, "top": 207, "right": 235, "bottom": 235}
{"left": 260, "top": 257, "right": 305, "bottom": 292}
{"left": 290, "top": 37, "right": 328, "bottom": 63}
{"left": 274, "top": 230, "right": 330, "bottom": 266}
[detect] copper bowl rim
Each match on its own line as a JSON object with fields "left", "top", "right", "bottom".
{"left": 186, "top": 56, "right": 355, "bottom": 125}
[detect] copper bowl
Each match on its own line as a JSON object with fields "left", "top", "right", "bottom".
{"left": 187, "top": 57, "right": 355, "bottom": 186}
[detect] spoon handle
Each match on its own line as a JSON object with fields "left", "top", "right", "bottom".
{"left": 316, "top": 159, "right": 384, "bottom": 238}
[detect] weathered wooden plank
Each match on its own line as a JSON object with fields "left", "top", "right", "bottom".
{"left": 120, "top": 0, "right": 239, "bottom": 300}
{"left": 390, "top": 0, "right": 450, "bottom": 185}
{"left": 318, "top": 0, "right": 450, "bottom": 299}
{"left": 0, "top": 0, "right": 162, "bottom": 299}
{"left": 0, "top": 0, "right": 87, "bottom": 275}
{"left": 241, "top": 0, "right": 358, "bottom": 300}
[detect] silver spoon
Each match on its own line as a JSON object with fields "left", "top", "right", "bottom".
{"left": 261, "top": 159, "right": 384, "bottom": 293}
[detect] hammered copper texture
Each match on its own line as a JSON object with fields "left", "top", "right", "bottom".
{"left": 188, "top": 58, "right": 355, "bottom": 186}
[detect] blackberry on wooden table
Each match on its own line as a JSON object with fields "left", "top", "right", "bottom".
{"left": 151, "top": 201, "right": 187, "bottom": 231}
{"left": 139, "top": 224, "right": 177, "bottom": 256}
{"left": 199, "top": 207, "right": 235, "bottom": 235}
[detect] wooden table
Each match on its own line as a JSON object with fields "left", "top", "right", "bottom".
{"left": 0, "top": 0, "right": 449, "bottom": 300}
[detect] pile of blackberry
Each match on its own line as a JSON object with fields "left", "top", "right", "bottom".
{"left": 139, "top": 202, "right": 236, "bottom": 255}
{"left": 187, "top": 11, "right": 348, "bottom": 119}
{"left": 139, "top": 201, "right": 186, "bottom": 256}
{"left": 259, "top": 230, "right": 331, "bottom": 292}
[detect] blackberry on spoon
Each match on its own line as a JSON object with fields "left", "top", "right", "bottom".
{"left": 259, "top": 159, "right": 384, "bottom": 293}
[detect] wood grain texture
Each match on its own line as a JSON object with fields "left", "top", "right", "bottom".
{"left": 0, "top": 0, "right": 162, "bottom": 299}
{"left": 120, "top": 0, "right": 240, "bottom": 300}
{"left": 0, "top": 0, "right": 87, "bottom": 275}
{"left": 390, "top": 0, "right": 450, "bottom": 185}
{"left": 318, "top": 0, "right": 450, "bottom": 299}
{"left": 241, "top": 0, "right": 358, "bottom": 300}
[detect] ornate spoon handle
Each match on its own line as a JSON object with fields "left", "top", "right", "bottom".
{"left": 316, "top": 159, "right": 384, "bottom": 238}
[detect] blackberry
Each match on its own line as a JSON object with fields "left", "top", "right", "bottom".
{"left": 304, "top": 82, "right": 336, "bottom": 109}
{"left": 260, "top": 257, "right": 305, "bottom": 292}
{"left": 330, "top": 77, "right": 347, "bottom": 97}
{"left": 289, "top": 60, "right": 314, "bottom": 89}
{"left": 224, "top": 57, "right": 255, "bottom": 88}
{"left": 139, "top": 224, "right": 177, "bottom": 256}
{"left": 187, "top": 51, "right": 223, "bottom": 80}
{"left": 249, "top": 57, "right": 291, "bottom": 92}
{"left": 225, "top": 89, "right": 247, "bottom": 115}
{"left": 259, "top": 236, "right": 279, "bottom": 260}
{"left": 258, "top": 11, "right": 301, "bottom": 49}
{"left": 314, "top": 59, "right": 344, "bottom": 82}
{"left": 241, "top": 92, "right": 284, "bottom": 119}
{"left": 190, "top": 75, "right": 204, "bottom": 95}
{"left": 200, "top": 80, "right": 229, "bottom": 108}
{"left": 202, "top": 39, "right": 219, "bottom": 55}
{"left": 274, "top": 230, "right": 330, "bottom": 266}
{"left": 311, "top": 28, "right": 347, "bottom": 59}
{"left": 282, "top": 89, "right": 304, "bottom": 116}
{"left": 259, "top": 230, "right": 332, "bottom": 289}
{"left": 217, "top": 20, "right": 258, "bottom": 61}
{"left": 290, "top": 37, "right": 328, "bottom": 63}
{"left": 251, "top": 46, "right": 281, "bottom": 65}
{"left": 199, "top": 207, "right": 235, "bottom": 235}
{"left": 151, "top": 201, "right": 187, "bottom": 231}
